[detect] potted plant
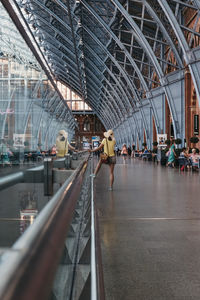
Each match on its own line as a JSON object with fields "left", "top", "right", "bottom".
{"left": 190, "top": 136, "right": 199, "bottom": 148}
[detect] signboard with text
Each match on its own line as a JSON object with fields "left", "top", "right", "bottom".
{"left": 13, "top": 134, "right": 25, "bottom": 147}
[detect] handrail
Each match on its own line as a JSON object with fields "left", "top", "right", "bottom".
{"left": 0, "top": 171, "right": 24, "bottom": 190}
{"left": 94, "top": 199, "right": 106, "bottom": 300}
{"left": 90, "top": 156, "right": 105, "bottom": 300}
{"left": 0, "top": 156, "right": 89, "bottom": 300}
{"left": 91, "top": 172, "right": 97, "bottom": 300}
{"left": 0, "top": 154, "right": 87, "bottom": 191}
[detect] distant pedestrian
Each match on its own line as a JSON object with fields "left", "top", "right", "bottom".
{"left": 167, "top": 139, "right": 176, "bottom": 168}
{"left": 128, "top": 146, "right": 131, "bottom": 156}
{"left": 121, "top": 144, "right": 128, "bottom": 161}
{"left": 131, "top": 144, "right": 135, "bottom": 158}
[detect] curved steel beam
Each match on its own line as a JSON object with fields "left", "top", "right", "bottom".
{"left": 80, "top": 0, "right": 161, "bottom": 131}
{"left": 110, "top": 0, "right": 181, "bottom": 136}
{"left": 142, "top": 0, "right": 183, "bottom": 68}
{"left": 82, "top": 26, "right": 138, "bottom": 110}
{"left": 89, "top": 85, "right": 139, "bottom": 144}
{"left": 83, "top": 48, "right": 144, "bottom": 139}
{"left": 27, "top": 13, "right": 80, "bottom": 77}
{"left": 158, "top": 0, "right": 200, "bottom": 104}
{"left": 85, "top": 57, "right": 140, "bottom": 138}
{"left": 85, "top": 58, "right": 125, "bottom": 119}
{"left": 84, "top": 42, "right": 138, "bottom": 115}
{"left": 86, "top": 78, "right": 119, "bottom": 127}
{"left": 28, "top": 0, "right": 134, "bottom": 125}
{"left": 83, "top": 35, "right": 149, "bottom": 139}
{"left": 28, "top": 3, "right": 124, "bottom": 125}
{"left": 44, "top": 0, "right": 136, "bottom": 110}
{"left": 1, "top": 0, "right": 76, "bottom": 130}
{"left": 65, "top": 0, "right": 84, "bottom": 98}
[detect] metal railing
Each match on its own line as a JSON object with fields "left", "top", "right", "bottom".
{"left": 0, "top": 157, "right": 88, "bottom": 300}
{"left": 0, "top": 154, "right": 105, "bottom": 300}
{"left": 0, "top": 152, "right": 87, "bottom": 192}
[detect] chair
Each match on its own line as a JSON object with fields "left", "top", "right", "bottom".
{"left": 142, "top": 153, "right": 147, "bottom": 161}
{"left": 147, "top": 153, "right": 152, "bottom": 161}
{"left": 178, "top": 157, "right": 187, "bottom": 171}
{"left": 9, "top": 152, "right": 20, "bottom": 165}
{"left": 190, "top": 157, "right": 200, "bottom": 171}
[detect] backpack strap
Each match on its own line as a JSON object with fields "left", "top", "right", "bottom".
{"left": 106, "top": 138, "right": 110, "bottom": 157}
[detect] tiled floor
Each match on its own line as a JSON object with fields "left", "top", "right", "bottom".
{"left": 95, "top": 157, "right": 200, "bottom": 300}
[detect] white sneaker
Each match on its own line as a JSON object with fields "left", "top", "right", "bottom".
{"left": 108, "top": 187, "right": 113, "bottom": 191}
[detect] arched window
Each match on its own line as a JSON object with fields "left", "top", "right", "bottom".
{"left": 83, "top": 119, "right": 90, "bottom": 131}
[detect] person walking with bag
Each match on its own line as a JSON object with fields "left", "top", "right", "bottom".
{"left": 89, "top": 129, "right": 116, "bottom": 191}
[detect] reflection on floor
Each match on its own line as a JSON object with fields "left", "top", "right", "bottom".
{"left": 95, "top": 157, "right": 200, "bottom": 300}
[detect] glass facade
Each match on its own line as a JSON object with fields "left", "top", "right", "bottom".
{"left": 57, "top": 81, "right": 92, "bottom": 111}
{"left": 0, "top": 3, "right": 76, "bottom": 167}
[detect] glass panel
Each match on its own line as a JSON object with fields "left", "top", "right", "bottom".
{"left": 0, "top": 3, "right": 73, "bottom": 174}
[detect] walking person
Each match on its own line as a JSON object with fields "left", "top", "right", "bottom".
{"left": 167, "top": 139, "right": 176, "bottom": 167}
{"left": 121, "top": 143, "right": 128, "bottom": 162}
{"left": 131, "top": 144, "right": 135, "bottom": 158}
{"left": 89, "top": 129, "right": 116, "bottom": 191}
{"left": 127, "top": 145, "right": 132, "bottom": 157}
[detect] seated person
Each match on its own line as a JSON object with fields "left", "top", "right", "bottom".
{"left": 0, "top": 140, "right": 11, "bottom": 166}
{"left": 179, "top": 148, "right": 190, "bottom": 171}
{"left": 50, "top": 145, "right": 57, "bottom": 157}
{"left": 180, "top": 148, "right": 189, "bottom": 158}
{"left": 139, "top": 150, "right": 143, "bottom": 158}
{"left": 189, "top": 148, "right": 200, "bottom": 170}
{"left": 143, "top": 147, "right": 149, "bottom": 154}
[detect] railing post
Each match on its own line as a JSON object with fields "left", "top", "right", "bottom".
{"left": 157, "top": 147, "right": 161, "bottom": 163}
{"left": 72, "top": 152, "right": 78, "bottom": 160}
{"left": 65, "top": 154, "right": 71, "bottom": 169}
{"left": 44, "top": 158, "right": 53, "bottom": 196}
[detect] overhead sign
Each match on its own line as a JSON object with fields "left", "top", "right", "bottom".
{"left": 83, "top": 141, "right": 90, "bottom": 150}
{"left": 92, "top": 136, "right": 100, "bottom": 141}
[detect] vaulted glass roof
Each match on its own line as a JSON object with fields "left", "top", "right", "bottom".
{"left": 2, "top": 0, "right": 200, "bottom": 130}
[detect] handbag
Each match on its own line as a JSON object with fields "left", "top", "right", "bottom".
{"left": 100, "top": 152, "right": 108, "bottom": 163}
{"left": 100, "top": 138, "right": 109, "bottom": 163}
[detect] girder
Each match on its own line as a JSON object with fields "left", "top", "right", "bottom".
{"left": 1, "top": 0, "right": 200, "bottom": 144}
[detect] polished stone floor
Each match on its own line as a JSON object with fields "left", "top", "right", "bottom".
{"left": 95, "top": 157, "right": 200, "bottom": 300}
